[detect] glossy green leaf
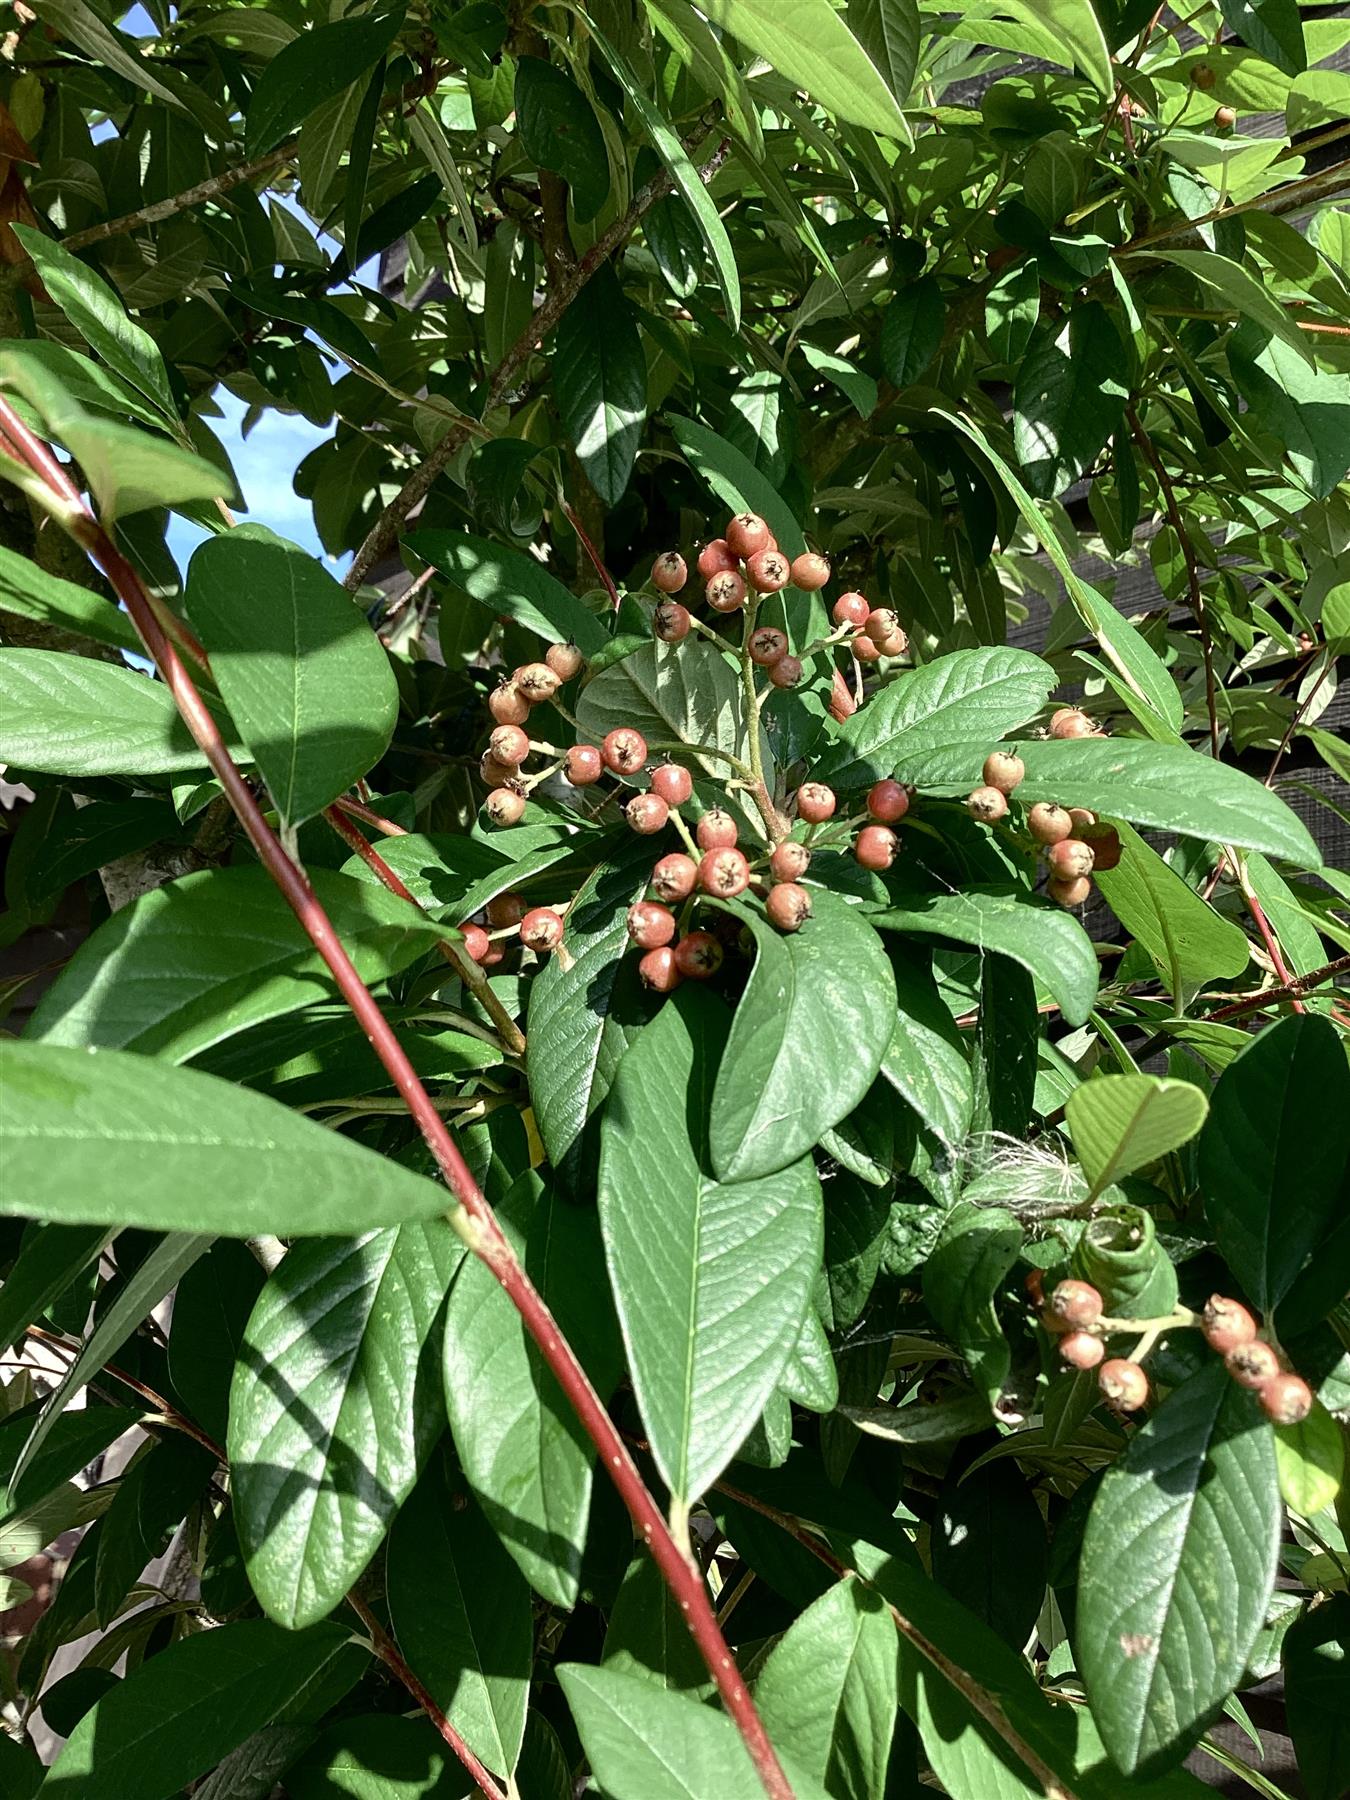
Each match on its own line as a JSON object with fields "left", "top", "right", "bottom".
{"left": 812, "top": 646, "right": 1054, "bottom": 789}
{"left": 0, "top": 1041, "right": 450, "bottom": 1236}
{"left": 575, "top": 637, "right": 762, "bottom": 794}
{"left": 1067, "top": 1075, "right": 1209, "bottom": 1195}
{"left": 1094, "top": 820, "right": 1250, "bottom": 991}
{"left": 602, "top": 1553, "right": 709, "bottom": 1692}
{"left": 553, "top": 267, "right": 648, "bottom": 507}
{"left": 167, "top": 1240, "right": 265, "bottom": 1446}
{"left": 94, "top": 1436, "right": 217, "bottom": 1628}
{"left": 870, "top": 888, "right": 1099, "bottom": 1028}
{"left": 878, "top": 947, "right": 973, "bottom": 1147}
{"left": 799, "top": 344, "right": 878, "bottom": 418}
{"left": 1002, "top": 0, "right": 1112, "bottom": 92}
{"left": 1011, "top": 738, "right": 1321, "bottom": 864}
{"left": 404, "top": 530, "right": 608, "bottom": 653}
{"left": 932, "top": 1462, "right": 1047, "bottom": 1651}
{"left": 1229, "top": 327, "right": 1350, "bottom": 500}
{"left": 1, "top": 1404, "right": 138, "bottom": 1524}
{"left": 1274, "top": 1401, "right": 1344, "bottom": 1517}
{"left": 246, "top": 9, "right": 405, "bottom": 154}
{"left": 514, "top": 56, "right": 608, "bottom": 222}
{"left": 1284, "top": 1593, "right": 1350, "bottom": 1800}
{"left": 44, "top": 1618, "right": 353, "bottom": 1798}
{"left": 1146, "top": 247, "right": 1312, "bottom": 361}
{"left": 882, "top": 276, "right": 944, "bottom": 387}
{"left": 1071, "top": 1203, "right": 1178, "bottom": 1320}
{"left": 0, "top": 650, "right": 224, "bottom": 777}
{"left": 1199, "top": 1014, "right": 1350, "bottom": 1315}
{"left": 387, "top": 1458, "right": 532, "bottom": 1776}
{"left": 0, "top": 546, "right": 142, "bottom": 654}
{"left": 1013, "top": 303, "right": 1127, "bottom": 500}
{"left": 0, "top": 1224, "right": 112, "bottom": 1356}
{"left": 184, "top": 526, "right": 398, "bottom": 826}
{"left": 696, "top": 0, "right": 910, "bottom": 138}
{"left": 922, "top": 1201, "right": 1022, "bottom": 1410}
{"left": 819, "top": 1176, "right": 891, "bottom": 1333}
{"left": 845, "top": 0, "right": 920, "bottom": 106}
{"left": 985, "top": 256, "right": 1041, "bottom": 364}
{"left": 710, "top": 891, "right": 896, "bottom": 1182}
{"left": 666, "top": 412, "right": 808, "bottom": 561}
{"left": 286, "top": 1713, "right": 469, "bottom": 1798}
{"left": 600, "top": 988, "right": 821, "bottom": 1501}
{"left": 1079, "top": 1364, "right": 1280, "bottom": 1778}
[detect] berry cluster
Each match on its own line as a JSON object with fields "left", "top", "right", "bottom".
{"left": 481, "top": 640, "right": 588, "bottom": 826}
{"left": 966, "top": 729, "right": 1121, "bottom": 910}
{"left": 458, "top": 889, "right": 566, "bottom": 968}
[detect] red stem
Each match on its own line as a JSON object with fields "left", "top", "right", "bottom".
{"left": 332, "top": 794, "right": 410, "bottom": 837}
{"left": 1, "top": 396, "right": 795, "bottom": 1800}
{"left": 1242, "top": 887, "right": 1307, "bottom": 1014}
{"left": 562, "top": 500, "right": 619, "bottom": 610}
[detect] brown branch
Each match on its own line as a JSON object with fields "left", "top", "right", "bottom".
{"left": 57, "top": 146, "right": 295, "bottom": 254}
{"left": 1240, "top": 883, "right": 1307, "bottom": 1014}
{"left": 1207, "top": 952, "right": 1350, "bottom": 1022}
{"left": 345, "top": 129, "right": 732, "bottom": 589}
{"left": 0, "top": 393, "right": 795, "bottom": 1800}
{"left": 332, "top": 794, "right": 409, "bottom": 837}
{"left": 1121, "top": 155, "right": 1350, "bottom": 253}
{"left": 22, "top": 1320, "right": 224, "bottom": 1460}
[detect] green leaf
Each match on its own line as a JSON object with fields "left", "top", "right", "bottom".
{"left": 1013, "top": 303, "right": 1127, "bottom": 500}
{"left": 0, "top": 650, "right": 222, "bottom": 777}
{"left": 285, "top": 1713, "right": 469, "bottom": 1799}
{"left": 404, "top": 530, "right": 608, "bottom": 654}
{"left": 1199, "top": 1014, "right": 1350, "bottom": 1316}
{"left": 387, "top": 1458, "right": 532, "bottom": 1775}
{"left": 184, "top": 525, "right": 398, "bottom": 827}
{"left": 1, "top": 1405, "right": 139, "bottom": 1524}
{"left": 0, "top": 545, "right": 142, "bottom": 654}
{"left": 882, "top": 276, "right": 944, "bottom": 387}
{"left": 0, "top": 1224, "right": 111, "bottom": 1357}
{"left": 1000, "top": 0, "right": 1113, "bottom": 92}
{"left": 553, "top": 266, "right": 648, "bottom": 508}
{"left": 931, "top": 1463, "right": 1047, "bottom": 1651}
{"left": 1078, "top": 1363, "right": 1280, "bottom": 1778}
{"left": 799, "top": 344, "right": 878, "bottom": 419}
{"left": 584, "top": 14, "right": 741, "bottom": 330}
{"left": 1067, "top": 1075, "right": 1209, "bottom": 1195}
{"left": 443, "top": 1174, "right": 622, "bottom": 1607}
{"left": 921, "top": 1201, "right": 1022, "bottom": 1411}
{"left": 878, "top": 947, "right": 973, "bottom": 1148}
{"left": 93, "top": 1436, "right": 216, "bottom": 1629}
{"left": 1144, "top": 248, "right": 1312, "bottom": 363}
{"left": 0, "top": 1041, "right": 450, "bottom": 1236}
{"left": 514, "top": 56, "right": 608, "bottom": 222}
{"left": 985, "top": 256, "right": 1041, "bottom": 364}
{"left": 1071, "top": 1203, "right": 1178, "bottom": 1320}
{"left": 845, "top": 0, "right": 920, "bottom": 106}
{"left": 1229, "top": 327, "right": 1350, "bottom": 500}
{"left": 167, "top": 1240, "right": 265, "bottom": 1447}
{"left": 812, "top": 647, "right": 1054, "bottom": 789}
{"left": 229, "top": 1222, "right": 461, "bottom": 1629}
{"left": 602, "top": 1553, "right": 709, "bottom": 1692}
{"left": 1274, "top": 1401, "right": 1344, "bottom": 1517}
{"left": 1218, "top": 0, "right": 1306, "bottom": 77}
{"left": 245, "top": 9, "right": 406, "bottom": 154}
{"left": 1285, "top": 1593, "right": 1350, "bottom": 1800}
{"left": 561, "top": 1662, "right": 830, "bottom": 1800}
{"left": 710, "top": 891, "right": 896, "bottom": 1182}
{"left": 694, "top": 0, "right": 910, "bottom": 138}
{"left": 1094, "top": 820, "right": 1250, "bottom": 991}
{"left": 599, "top": 987, "right": 823, "bottom": 1502}
{"left": 43, "top": 1618, "right": 353, "bottom": 1798}
{"left": 29, "top": 866, "right": 448, "bottom": 1064}
{"left": 575, "top": 637, "right": 762, "bottom": 795}
{"left": 870, "top": 888, "right": 1099, "bottom": 1028}
{"left": 1010, "top": 739, "right": 1321, "bottom": 864}
{"left": 11, "top": 226, "right": 176, "bottom": 420}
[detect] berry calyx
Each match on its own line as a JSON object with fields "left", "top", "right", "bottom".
{"left": 485, "top": 788, "right": 526, "bottom": 826}
{"left": 519, "top": 907, "right": 564, "bottom": 952}
{"left": 1259, "top": 1373, "right": 1314, "bottom": 1425}
{"left": 627, "top": 901, "right": 677, "bottom": 949}
{"left": 855, "top": 825, "right": 897, "bottom": 871}
{"left": 768, "top": 655, "right": 803, "bottom": 689}
{"left": 674, "top": 931, "right": 724, "bottom": 979}
{"left": 652, "top": 551, "right": 687, "bottom": 593}
{"left": 748, "top": 626, "right": 789, "bottom": 667}
{"left": 706, "top": 570, "right": 748, "bottom": 612}
{"left": 1048, "top": 1279, "right": 1104, "bottom": 1330}
{"left": 1050, "top": 707, "right": 1093, "bottom": 739}
{"left": 516, "top": 662, "right": 561, "bottom": 703}
{"left": 1047, "top": 838, "right": 1095, "bottom": 880}
{"left": 966, "top": 786, "right": 1009, "bottom": 823}
{"left": 747, "top": 548, "right": 791, "bottom": 593}
{"left": 626, "top": 792, "right": 670, "bottom": 835}
{"left": 867, "top": 780, "right": 910, "bottom": 823}
{"left": 982, "top": 751, "right": 1025, "bottom": 794}
{"left": 545, "top": 642, "right": 585, "bottom": 681}
{"left": 770, "top": 840, "right": 812, "bottom": 881}
{"left": 791, "top": 552, "right": 831, "bottom": 591}
{"left": 832, "top": 592, "right": 870, "bottom": 627}
{"left": 1027, "top": 802, "right": 1073, "bottom": 845}
{"left": 796, "top": 782, "right": 837, "bottom": 824}
{"left": 766, "top": 882, "right": 812, "bottom": 932}
{"left": 564, "top": 744, "right": 603, "bottom": 786}
{"left": 726, "top": 511, "right": 771, "bottom": 559}
{"left": 697, "top": 538, "right": 739, "bottom": 579}
{"left": 1048, "top": 875, "right": 1092, "bottom": 908}
{"left": 602, "top": 728, "right": 648, "bottom": 774}
{"left": 698, "top": 847, "right": 751, "bottom": 897}
{"left": 863, "top": 607, "right": 903, "bottom": 647}
{"left": 1079, "top": 821, "right": 1122, "bottom": 871}
{"left": 486, "top": 892, "right": 526, "bottom": 927}
{"left": 489, "top": 682, "right": 531, "bottom": 726}
{"left": 651, "top": 853, "right": 698, "bottom": 904}
{"left": 651, "top": 763, "right": 693, "bottom": 807}
{"left": 1226, "top": 1340, "right": 1280, "bottom": 1390}
{"left": 1099, "top": 1359, "right": 1149, "bottom": 1410}
{"left": 696, "top": 808, "right": 739, "bottom": 850}
{"left": 461, "top": 924, "right": 491, "bottom": 963}
{"left": 488, "top": 724, "right": 530, "bottom": 767}
{"left": 1201, "top": 1295, "right": 1258, "bottom": 1356}
{"left": 1059, "top": 1330, "right": 1105, "bottom": 1370}
{"left": 654, "top": 601, "right": 692, "bottom": 643}
{"left": 638, "top": 945, "right": 682, "bottom": 993}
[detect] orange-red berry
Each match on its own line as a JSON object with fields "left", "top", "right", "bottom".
{"left": 726, "top": 512, "right": 771, "bottom": 559}
{"left": 654, "top": 601, "right": 691, "bottom": 643}
{"left": 791, "top": 552, "right": 831, "bottom": 591}
{"left": 516, "top": 662, "right": 560, "bottom": 703}
{"left": 545, "top": 642, "right": 584, "bottom": 681}
{"left": 1049, "top": 1279, "right": 1104, "bottom": 1330}
{"left": 749, "top": 626, "right": 789, "bottom": 667}
{"left": 1048, "top": 875, "right": 1092, "bottom": 908}
{"left": 461, "top": 924, "right": 490, "bottom": 963}
{"left": 650, "top": 763, "right": 693, "bottom": 808}
{"left": 696, "top": 808, "right": 738, "bottom": 850}
{"left": 768, "top": 655, "right": 803, "bottom": 689}
{"left": 1027, "top": 802, "right": 1073, "bottom": 845}
{"left": 766, "top": 882, "right": 812, "bottom": 932}
{"left": 485, "top": 788, "right": 526, "bottom": 826}
{"left": 1259, "top": 1373, "right": 1314, "bottom": 1425}
{"left": 651, "top": 853, "right": 698, "bottom": 904}
{"left": 1226, "top": 1341, "right": 1281, "bottom": 1390}
{"left": 706, "top": 570, "right": 748, "bottom": 612}
{"left": 864, "top": 607, "right": 903, "bottom": 647}
{"left": 565, "top": 744, "right": 603, "bottom": 786}
{"left": 519, "top": 907, "right": 563, "bottom": 952}
{"left": 627, "top": 901, "right": 677, "bottom": 950}
{"left": 770, "top": 841, "right": 812, "bottom": 881}
{"left": 856, "top": 825, "right": 897, "bottom": 871}
{"left": 852, "top": 632, "right": 882, "bottom": 663}
{"left": 638, "top": 945, "right": 682, "bottom": 993}
{"left": 626, "top": 793, "right": 670, "bottom": 835}
{"left": 1050, "top": 707, "right": 1093, "bottom": 739}
{"left": 796, "top": 782, "right": 836, "bottom": 824}
{"left": 489, "top": 682, "right": 531, "bottom": 726}
{"left": 983, "top": 751, "right": 1025, "bottom": 794}
{"left": 652, "top": 551, "right": 687, "bottom": 593}
{"left": 489, "top": 724, "right": 529, "bottom": 767}
{"left": 1059, "top": 1331, "right": 1105, "bottom": 1370}
{"left": 1201, "top": 1296, "right": 1258, "bottom": 1357}
{"left": 967, "top": 786, "right": 1009, "bottom": 823}
{"left": 1099, "top": 1359, "right": 1149, "bottom": 1410}
{"left": 867, "top": 780, "right": 910, "bottom": 823}
{"left": 602, "top": 728, "right": 647, "bottom": 775}
{"left": 833, "top": 592, "right": 870, "bottom": 627}
{"left": 486, "top": 892, "right": 526, "bottom": 927}
{"left": 1048, "top": 838, "right": 1095, "bottom": 880}
{"left": 697, "top": 538, "right": 739, "bottom": 579}
{"left": 674, "top": 931, "right": 724, "bottom": 979}
{"left": 747, "top": 548, "right": 791, "bottom": 593}
{"left": 1079, "top": 821, "right": 1122, "bottom": 871}
{"left": 698, "top": 847, "right": 751, "bottom": 897}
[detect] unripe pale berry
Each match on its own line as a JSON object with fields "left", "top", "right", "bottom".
{"left": 1048, "top": 875, "right": 1092, "bottom": 908}
{"left": 856, "top": 825, "right": 897, "bottom": 871}
{"left": 519, "top": 907, "right": 563, "bottom": 952}
{"left": 1048, "top": 838, "right": 1095, "bottom": 880}
{"left": 867, "top": 780, "right": 910, "bottom": 823}
{"left": 1259, "top": 1373, "right": 1314, "bottom": 1425}
{"left": 1226, "top": 1340, "right": 1280, "bottom": 1390}
{"left": 545, "top": 641, "right": 585, "bottom": 681}
{"left": 651, "top": 853, "right": 698, "bottom": 904}
{"left": 627, "top": 901, "right": 677, "bottom": 950}
{"left": 983, "top": 751, "right": 1025, "bottom": 795}
{"left": 706, "top": 570, "right": 747, "bottom": 612}
{"left": 766, "top": 882, "right": 812, "bottom": 932}
{"left": 1079, "top": 821, "right": 1122, "bottom": 871}
{"left": 486, "top": 892, "right": 526, "bottom": 927}
{"left": 796, "top": 782, "right": 836, "bottom": 824}
{"left": 791, "top": 552, "right": 831, "bottom": 591}
{"left": 768, "top": 655, "right": 803, "bottom": 689}
{"left": 603, "top": 728, "right": 647, "bottom": 774}
{"left": 967, "top": 786, "right": 1009, "bottom": 823}
{"left": 674, "top": 931, "right": 724, "bottom": 978}
{"left": 1059, "top": 1330, "right": 1105, "bottom": 1370}
{"left": 770, "top": 840, "right": 812, "bottom": 881}
{"left": 516, "top": 661, "right": 561, "bottom": 703}
{"left": 652, "top": 551, "right": 687, "bottom": 593}
{"left": 833, "top": 591, "right": 870, "bottom": 627}
{"left": 1050, "top": 707, "right": 1093, "bottom": 739}
{"left": 697, "top": 538, "right": 738, "bottom": 579}
{"left": 698, "top": 847, "right": 750, "bottom": 897}
{"left": 1028, "top": 802, "right": 1073, "bottom": 845}
{"left": 1202, "top": 1295, "right": 1258, "bottom": 1356}
{"left": 1049, "top": 1279, "right": 1104, "bottom": 1330}
{"left": 726, "top": 512, "right": 771, "bottom": 559}
{"left": 489, "top": 724, "right": 529, "bottom": 767}
{"left": 864, "top": 607, "right": 903, "bottom": 647}
{"left": 1215, "top": 104, "right": 1236, "bottom": 128}
{"left": 480, "top": 752, "right": 515, "bottom": 788}
{"left": 852, "top": 632, "right": 882, "bottom": 663}
{"left": 564, "top": 744, "right": 603, "bottom": 786}
{"left": 626, "top": 792, "right": 670, "bottom": 835}
{"left": 489, "top": 682, "right": 531, "bottom": 726}
{"left": 1068, "top": 808, "right": 1097, "bottom": 828}
{"left": 485, "top": 788, "right": 525, "bottom": 826}
{"left": 654, "top": 601, "right": 691, "bottom": 643}
{"left": 747, "top": 548, "right": 791, "bottom": 593}
{"left": 696, "top": 808, "right": 739, "bottom": 850}
{"left": 1099, "top": 1359, "right": 1149, "bottom": 1410}
{"left": 1191, "top": 62, "right": 1217, "bottom": 90}
{"left": 638, "top": 945, "right": 682, "bottom": 993}
{"left": 650, "top": 763, "right": 693, "bottom": 807}
{"left": 461, "top": 924, "right": 491, "bottom": 963}
{"left": 749, "top": 626, "right": 788, "bottom": 667}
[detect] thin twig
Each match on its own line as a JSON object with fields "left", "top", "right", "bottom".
{"left": 332, "top": 795, "right": 409, "bottom": 837}
{"left": 22, "top": 1321, "right": 224, "bottom": 1460}
{"left": 562, "top": 500, "right": 619, "bottom": 610}
{"left": 1239, "top": 878, "right": 1307, "bottom": 1014}
{"left": 58, "top": 145, "right": 295, "bottom": 253}
{"left": 1208, "top": 953, "right": 1350, "bottom": 1021}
